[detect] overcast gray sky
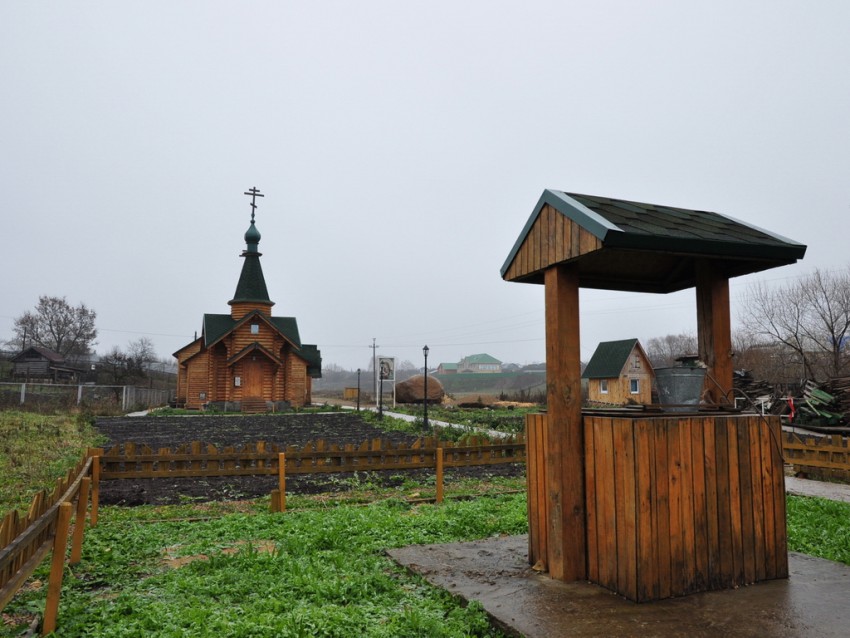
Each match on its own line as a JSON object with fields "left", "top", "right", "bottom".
{"left": 2, "top": 1, "right": 848, "bottom": 371}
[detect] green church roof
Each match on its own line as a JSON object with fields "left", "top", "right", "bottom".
{"left": 202, "top": 312, "right": 302, "bottom": 349}
{"left": 582, "top": 338, "right": 640, "bottom": 379}
{"left": 229, "top": 213, "right": 272, "bottom": 306}
{"left": 299, "top": 344, "right": 322, "bottom": 378}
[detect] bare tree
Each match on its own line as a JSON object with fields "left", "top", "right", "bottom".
{"left": 732, "top": 332, "right": 803, "bottom": 387}
{"left": 645, "top": 333, "right": 698, "bottom": 368}
{"left": 12, "top": 295, "right": 97, "bottom": 357}
{"left": 798, "top": 268, "right": 850, "bottom": 378}
{"left": 740, "top": 267, "right": 850, "bottom": 381}
{"left": 99, "top": 338, "right": 157, "bottom": 384}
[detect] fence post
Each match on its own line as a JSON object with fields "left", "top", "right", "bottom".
{"left": 278, "top": 453, "right": 286, "bottom": 512}
{"left": 20, "top": 383, "right": 26, "bottom": 405}
{"left": 436, "top": 447, "right": 444, "bottom": 504}
{"left": 77, "top": 385, "right": 83, "bottom": 405}
{"left": 42, "top": 501, "right": 72, "bottom": 635}
{"left": 70, "top": 477, "right": 91, "bottom": 564}
{"left": 89, "top": 451, "right": 102, "bottom": 526}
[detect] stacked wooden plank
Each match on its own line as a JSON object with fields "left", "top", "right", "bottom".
{"left": 797, "top": 380, "right": 843, "bottom": 426}
{"left": 827, "top": 376, "right": 850, "bottom": 418}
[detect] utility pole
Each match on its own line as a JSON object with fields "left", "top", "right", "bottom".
{"left": 371, "top": 338, "right": 379, "bottom": 407}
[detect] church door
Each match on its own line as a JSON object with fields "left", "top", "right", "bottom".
{"left": 242, "top": 356, "right": 265, "bottom": 398}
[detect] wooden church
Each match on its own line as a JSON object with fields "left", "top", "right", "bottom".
{"left": 174, "top": 189, "right": 321, "bottom": 412}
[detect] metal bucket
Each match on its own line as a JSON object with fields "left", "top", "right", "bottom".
{"left": 655, "top": 366, "right": 706, "bottom": 411}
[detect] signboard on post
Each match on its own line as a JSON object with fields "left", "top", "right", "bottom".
{"left": 379, "top": 357, "right": 395, "bottom": 381}
{"left": 378, "top": 357, "right": 397, "bottom": 409}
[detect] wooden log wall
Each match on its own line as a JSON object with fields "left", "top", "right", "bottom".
{"left": 98, "top": 435, "right": 526, "bottom": 480}
{"left": 783, "top": 431, "right": 850, "bottom": 481}
{"left": 584, "top": 414, "right": 787, "bottom": 602}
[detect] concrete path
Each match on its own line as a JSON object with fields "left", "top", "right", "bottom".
{"left": 786, "top": 475, "right": 850, "bottom": 503}
{"left": 390, "top": 537, "right": 850, "bottom": 638}
{"left": 339, "top": 404, "right": 511, "bottom": 439}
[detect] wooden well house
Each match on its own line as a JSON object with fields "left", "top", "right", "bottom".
{"left": 502, "top": 190, "right": 806, "bottom": 602}
{"left": 174, "top": 190, "right": 321, "bottom": 412}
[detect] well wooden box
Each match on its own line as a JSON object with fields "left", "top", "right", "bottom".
{"left": 527, "top": 413, "right": 788, "bottom": 602}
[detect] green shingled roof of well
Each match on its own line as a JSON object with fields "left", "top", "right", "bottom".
{"left": 581, "top": 338, "right": 639, "bottom": 379}
{"left": 500, "top": 190, "right": 807, "bottom": 291}
{"left": 567, "top": 193, "right": 797, "bottom": 249}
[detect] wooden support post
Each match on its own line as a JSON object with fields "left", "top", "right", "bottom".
{"left": 435, "top": 448, "right": 444, "bottom": 504}
{"left": 270, "top": 490, "right": 280, "bottom": 512}
{"left": 278, "top": 453, "right": 286, "bottom": 512}
{"left": 696, "top": 260, "right": 733, "bottom": 405}
{"left": 90, "top": 452, "right": 101, "bottom": 527}
{"left": 43, "top": 502, "right": 72, "bottom": 636}
{"left": 544, "top": 263, "right": 586, "bottom": 581}
{"left": 69, "top": 477, "right": 91, "bottom": 564}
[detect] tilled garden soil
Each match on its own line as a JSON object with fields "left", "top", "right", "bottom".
{"left": 94, "top": 413, "right": 523, "bottom": 506}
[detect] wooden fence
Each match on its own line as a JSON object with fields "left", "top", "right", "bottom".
{"left": 0, "top": 455, "right": 98, "bottom": 635}
{"left": 95, "top": 435, "right": 526, "bottom": 481}
{"left": 783, "top": 431, "right": 850, "bottom": 481}
{"left": 94, "top": 435, "right": 524, "bottom": 514}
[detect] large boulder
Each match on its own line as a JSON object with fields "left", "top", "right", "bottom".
{"left": 396, "top": 374, "right": 445, "bottom": 404}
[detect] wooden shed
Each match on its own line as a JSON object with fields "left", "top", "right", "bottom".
{"left": 583, "top": 338, "right": 653, "bottom": 405}
{"left": 12, "top": 346, "right": 81, "bottom": 383}
{"left": 503, "top": 190, "right": 806, "bottom": 601}
{"left": 174, "top": 193, "right": 321, "bottom": 412}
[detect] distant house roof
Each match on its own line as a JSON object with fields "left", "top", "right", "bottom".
{"left": 582, "top": 339, "right": 642, "bottom": 379}
{"left": 501, "top": 190, "right": 807, "bottom": 293}
{"left": 461, "top": 353, "right": 502, "bottom": 365}
{"left": 12, "top": 346, "right": 65, "bottom": 363}
{"left": 438, "top": 362, "right": 458, "bottom": 370}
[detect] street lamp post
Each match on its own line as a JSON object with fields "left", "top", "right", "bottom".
{"left": 356, "top": 368, "right": 361, "bottom": 412}
{"left": 423, "top": 345, "right": 429, "bottom": 430}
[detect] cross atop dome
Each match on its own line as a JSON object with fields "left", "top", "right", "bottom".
{"left": 243, "top": 186, "right": 264, "bottom": 223}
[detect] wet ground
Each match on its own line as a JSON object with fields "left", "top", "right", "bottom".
{"left": 389, "top": 535, "right": 850, "bottom": 638}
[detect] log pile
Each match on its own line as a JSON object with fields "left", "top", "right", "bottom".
{"left": 732, "top": 370, "right": 782, "bottom": 414}
{"left": 733, "top": 370, "right": 774, "bottom": 400}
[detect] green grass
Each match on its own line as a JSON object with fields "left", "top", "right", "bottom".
{"left": 0, "top": 410, "right": 105, "bottom": 515}
{"left": 2, "top": 495, "right": 527, "bottom": 637}
{"left": 786, "top": 495, "right": 850, "bottom": 564}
